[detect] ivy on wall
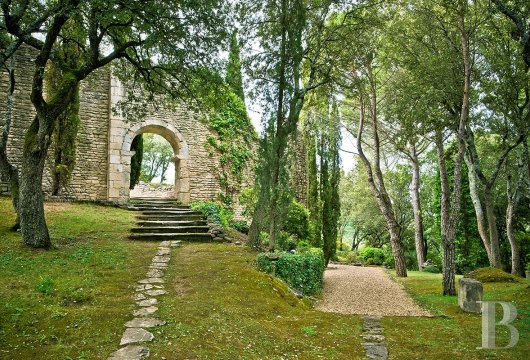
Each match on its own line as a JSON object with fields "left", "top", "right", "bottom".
{"left": 205, "top": 90, "right": 256, "bottom": 205}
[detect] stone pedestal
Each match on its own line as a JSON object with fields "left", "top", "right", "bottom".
{"left": 458, "top": 278, "right": 483, "bottom": 313}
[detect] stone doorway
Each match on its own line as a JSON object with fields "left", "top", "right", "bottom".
{"left": 107, "top": 119, "right": 190, "bottom": 204}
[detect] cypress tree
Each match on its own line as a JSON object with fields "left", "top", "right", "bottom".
{"left": 130, "top": 135, "right": 144, "bottom": 189}
{"left": 226, "top": 31, "right": 245, "bottom": 103}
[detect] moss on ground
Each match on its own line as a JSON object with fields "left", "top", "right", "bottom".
{"left": 467, "top": 267, "right": 525, "bottom": 283}
{"left": 383, "top": 271, "right": 529, "bottom": 360}
{"left": 148, "top": 243, "right": 364, "bottom": 359}
{"left": 0, "top": 196, "right": 158, "bottom": 359}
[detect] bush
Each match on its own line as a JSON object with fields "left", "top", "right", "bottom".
{"left": 238, "top": 187, "right": 256, "bottom": 218}
{"left": 336, "top": 241, "right": 349, "bottom": 251}
{"left": 337, "top": 251, "right": 358, "bottom": 264}
{"left": 230, "top": 220, "right": 249, "bottom": 234}
{"left": 191, "top": 201, "right": 233, "bottom": 229}
{"left": 258, "top": 231, "right": 270, "bottom": 248}
{"left": 422, "top": 264, "right": 440, "bottom": 273}
{"left": 297, "top": 240, "right": 311, "bottom": 251}
{"left": 359, "top": 247, "right": 385, "bottom": 265}
{"left": 256, "top": 251, "right": 325, "bottom": 295}
{"left": 285, "top": 201, "right": 310, "bottom": 241}
{"left": 278, "top": 231, "right": 297, "bottom": 251}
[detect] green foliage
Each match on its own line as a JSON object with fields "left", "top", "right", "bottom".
{"left": 297, "top": 240, "right": 311, "bottom": 251}
{"left": 238, "top": 187, "right": 257, "bottom": 218}
{"left": 204, "top": 90, "right": 256, "bottom": 204}
{"left": 422, "top": 265, "right": 441, "bottom": 274}
{"left": 284, "top": 200, "right": 311, "bottom": 241}
{"left": 302, "top": 326, "right": 317, "bottom": 337}
{"left": 256, "top": 251, "right": 325, "bottom": 295}
{"left": 140, "top": 134, "right": 173, "bottom": 184}
{"left": 35, "top": 276, "right": 55, "bottom": 295}
{"left": 277, "top": 231, "right": 297, "bottom": 251}
{"left": 230, "top": 220, "right": 249, "bottom": 234}
{"left": 359, "top": 247, "right": 386, "bottom": 266}
{"left": 191, "top": 201, "right": 233, "bottom": 229}
{"left": 336, "top": 251, "right": 358, "bottom": 264}
{"left": 129, "top": 134, "right": 143, "bottom": 189}
{"left": 226, "top": 31, "right": 245, "bottom": 103}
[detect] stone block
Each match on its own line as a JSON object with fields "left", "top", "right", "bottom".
{"left": 458, "top": 278, "right": 483, "bottom": 313}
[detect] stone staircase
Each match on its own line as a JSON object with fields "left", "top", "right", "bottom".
{"left": 128, "top": 198, "right": 213, "bottom": 242}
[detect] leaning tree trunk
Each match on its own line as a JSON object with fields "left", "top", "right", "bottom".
{"left": 19, "top": 116, "right": 52, "bottom": 248}
{"left": 410, "top": 145, "right": 426, "bottom": 270}
{"left": 464, "top": 153, "right": 494, "bottom": 264}
{"left": 483, "top": 187, "right": 502, "bottom": 268}
{"left": 506, "top": 200, "right": 521, "bottom": 275}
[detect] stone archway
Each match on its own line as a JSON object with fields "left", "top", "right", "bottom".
{"left": 107, "top": 118, "right": 190, "bottom": 204}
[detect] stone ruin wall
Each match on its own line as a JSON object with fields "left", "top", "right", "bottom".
{"left": 1, "top": 47, "right": 113, "bottom": 201}
{"left": 0, "top": 46, "right": 227, "bottom": 204}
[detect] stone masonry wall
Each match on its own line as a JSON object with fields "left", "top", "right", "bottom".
{"left": 0, "top": 46, "right": 37, "bottom": 195}
{"left": 0, "top": 46, "right": 110, "bottom": 200}
{"left": 1, "top": 46, "right": 232, "bottom": 204}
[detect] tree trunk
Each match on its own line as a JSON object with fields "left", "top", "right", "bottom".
{"left": 506, "top": 200, "right": 521, "bottom": 275}
{"left": 19, "top": 117, "right": 51, "bottom": 248}
{"left": 484, "top": 187, "right": 502, "bottom": 268}
{"left": 441, "top": 235, "right": 456, "bottom": 296}
{"left": 410, "top": 144, "right": 426, "bottom": 270}
{"left": 464, "top": 153, "right": 494, "bottom": 263}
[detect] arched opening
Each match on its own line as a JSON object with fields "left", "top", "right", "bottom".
{"left": 109, "top": 122, "right": 190, "bottom": 204}
{"left": 129, "top": 133, "right": 176, "bottom": 198}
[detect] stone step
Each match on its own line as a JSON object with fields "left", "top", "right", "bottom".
{"left": 129, "top": 233, "right": 213, "bottom": 242}
{"left": 136, "top": 220, "right": 208, "bottom": 227}
{"left": 128, "top": 206, "right": 191, "bottom": 211}
{"left": 136, "top": 214, "right": 204, "bottom": 221}
{"left": 131, "top": 226, "right": 210, "bottom": 234}
{"left": 139, "top": 210, "right": 202, "bottom": 216}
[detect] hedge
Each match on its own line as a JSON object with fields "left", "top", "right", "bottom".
{"left": 256, "top": 251, "right": 324, "bottom": 295}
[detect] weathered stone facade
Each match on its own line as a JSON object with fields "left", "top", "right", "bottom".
{"left": 0, "top": 47, "right": 224, "bottom": 204}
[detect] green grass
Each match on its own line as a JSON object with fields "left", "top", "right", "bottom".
{"left": 0, "top": 196, "right": 158, "bottom": 359}
{"left": 148, "top": 243, "right": 364, "bottom": 359}
{"left": 383, "top": 271, "right": 530, "bottom": 359}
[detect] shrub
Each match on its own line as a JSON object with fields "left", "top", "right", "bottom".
{"left": 336, "top": 241, "right": 349, "bottom": 251}
{"left": 256, "top": 251, "right": 325, "bottom": 295}
{"left": 359, "top": 247, "right": 386, "bottom": 265}
{"left": 422, "top": 264, "right": 440, "bottom": 273}
{"left": 284, "top": 201, "right": 310, "bottom": 241}
{"left": 256, "top": 252, "right": 280, "bottom": 274}
{"left": 191, "top": 201, "right": 233, "bottom": 229}
{"left": 277, "top": 231, "right": 297, "bottom": 251}
{"left": 230, "top": 220, "right": 249, "bottom": 234}
{"left": 337, "top": 251, "right": 358, "bottom": 264}
{"left": 238, "top": 187, "right": 257, "bottom": 218}
{"left": 258, "top": 231, "right": 270, "bottom": 248}
{"left": 297, "top": 240, "right": 311, "bottom": 251}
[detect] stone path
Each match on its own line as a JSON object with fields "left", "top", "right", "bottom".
{"left": 108, "top": 240, "right": 181, "bottom": 360}
{"left": 361, "top": 316, "right": 388, "bottom": 360}
{"left": 316, "top": 264, "right": 431, "bottom": 316}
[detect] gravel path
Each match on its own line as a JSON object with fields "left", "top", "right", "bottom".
{"left": 316, "top": 265, "right": 431, "bottom": 317}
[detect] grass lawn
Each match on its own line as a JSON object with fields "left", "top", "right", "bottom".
{"left": 0, "top": 196, "right": 158, "bottom": 359}
{"left": 383, "top": 271, "right": 529, "bottom": 359}
{"left": 148, "top": 243, "right": 364, "bottom": 359}
{"left": 1, "top": 195, "right": 527, "bottom": 359}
